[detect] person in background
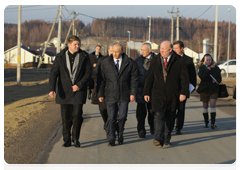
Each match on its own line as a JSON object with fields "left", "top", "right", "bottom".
{"left": 88, "top": 45, "right": 103, "bottom": 99}
{"left": 173, "top": 40, "right": 196, "bottom": 135}
{"left": 197, "top": 54, "right": 222, "bottom": 129}
{"left": 135, "top": 42, "right": 156, "bottom": 138}
{"left": 98, "top": 43, "right": 138, "bottom": 146}
{"left": 49, "top": 35, "right": 92, "bottom": 148}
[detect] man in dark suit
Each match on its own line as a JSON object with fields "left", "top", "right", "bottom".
{"left": 49, "top": 35, "right": 92, "bottom": 148}
{"left": 143, "top": 41, "right": 189, "bottom": 148}
{"left": 88, "top": 45, "right": 103, "bottom": 99}
{"left": 98, "top": 43, "right": 138, "bottom": 146}
{"left": 135, "top": 42, "right": 156, "bottom": 138}
{"left": 173, "top": 40, "right": 197, "bottom": 135}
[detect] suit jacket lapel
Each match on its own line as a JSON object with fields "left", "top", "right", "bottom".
{"left": 74, "top": 52, "right": 85, "bottom": 79}
{"left": 167, "top": 53, "right": 177, "bottom": 71}
{"left": 118, "top": 55, "right": 129, "bottom": 77}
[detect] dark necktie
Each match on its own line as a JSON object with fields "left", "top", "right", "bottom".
{"left": 116, "top": 59, "right": 120, "bottom": 72}
{"left": 164, "top": 58, "right": 168, "bottom": 67}
{"left": 143, "top": 58, "right": 151, "bottom": 70}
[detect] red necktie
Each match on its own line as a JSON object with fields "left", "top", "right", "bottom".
{"left": 164, "top": 58, "right": 168, "bottom": 67}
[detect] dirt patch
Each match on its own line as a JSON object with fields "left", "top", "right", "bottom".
{"left": 4, "top": 73, "right": 62, "bottom": 164}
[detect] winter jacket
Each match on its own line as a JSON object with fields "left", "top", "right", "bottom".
{"left": 135, "top": 52, "right": 156, "bottom": 103}
{"left": 49, "top": 47, "right": 92, "bottom": 105}
{"left": 98, "top": 53, "right": 138, "bottom": 103}
{"left": 143, "top": 51, "right": 189, "bottom": 112}
{"left": 197, "top": 64, "right": 222, "bottom": 94}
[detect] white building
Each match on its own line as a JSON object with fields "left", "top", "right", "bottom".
{"left": 4, "top": 45, "right": 54, "bottom": 64}
{"left": 184, "top": 47, "right": 200, "bottom": 63}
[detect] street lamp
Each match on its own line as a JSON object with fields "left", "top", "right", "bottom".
{"left": 227, "top": 8, "right": 231, "bottom": 78}
{"left": 127, "top": 31, "right": 131, "bottom": 57}
{"left": 147, "top": 16, "right": 151, "bottom": 42}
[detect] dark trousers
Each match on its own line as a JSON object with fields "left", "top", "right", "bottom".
{"left": 98, "top": 101, "right": 108, "bottom": 129}
{"left": 136, "top": 102, "right": 154, "bottom": 135}
{"left": 154, "top": 111, "right": 176, "bottom": 145}
{"left": 106, "top": 102, "right": 129, "bottom": 142}
{"left": 175, "top": 99, "right": 187, "bottom": 131}
{"left": 61, "top": 104, "right": 83, "bottom": 142}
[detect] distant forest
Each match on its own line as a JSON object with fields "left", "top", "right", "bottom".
{"left": 4, "top": 17, "right": 236, "bottom": 62}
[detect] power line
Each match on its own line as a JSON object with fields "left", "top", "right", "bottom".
{"left": 181, "top": 5, "right": 205, "bottom": 16}
{"left": 196, "top": 5, "right": 213, "bottom": 19}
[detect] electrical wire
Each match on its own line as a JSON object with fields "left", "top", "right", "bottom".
{"left": 196, "top": 5, "right": 213, "bottom": 19}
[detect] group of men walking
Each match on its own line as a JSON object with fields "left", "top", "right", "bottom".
{"left": 49, "top": 35, "right": 196, "bottom": 148}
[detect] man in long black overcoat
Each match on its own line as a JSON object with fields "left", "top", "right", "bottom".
{"left": 143, "top": 41, "right": 189, "bottom": 148}
{"left": 49, "top": 35, "right": 92, "bottom": 148}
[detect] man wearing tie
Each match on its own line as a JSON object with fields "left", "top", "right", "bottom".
{"left": 98, "top": 43, "right": 138, "bottom": 146}
{"left": 135, "top": 43, "right": 156, "bottom": 138}
{"left": 143, "top": 41, "right": 189, "bottom": 148}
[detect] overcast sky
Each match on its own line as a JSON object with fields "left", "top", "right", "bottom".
{"left": 3, "top": 4, "right": 236, "bottom": 25}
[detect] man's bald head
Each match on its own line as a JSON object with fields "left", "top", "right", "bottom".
{"left": 160, "top": 40, "right": 173, "bottom": 58}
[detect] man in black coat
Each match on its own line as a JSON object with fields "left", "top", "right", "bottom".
{"left": 98, "top": 43, "right": 138, "bottom": 146}
{"left": 173, "top": 40, "right": 197, "bottom": 135}
{"left": 49, "top": 35, "right": 92, "bottom": 148}
{"left": 88, "top": 45, "right": 103, "bottom": 98}
{"left": 135, "top": 42, "right": 156, "bottom": 138}
{"left": 143, "top": 41, "right": 189, "bottom": 148}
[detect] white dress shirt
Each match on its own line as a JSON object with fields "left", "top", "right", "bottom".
{"left": 163, "top": 55, "right": 171, "bottom": 63}
{"left": 113, "top": 55, "right": 123, "bottom": 70}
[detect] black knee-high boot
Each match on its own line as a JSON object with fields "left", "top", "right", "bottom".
{"left": 203, "top": 113, "right": 209, "bottom": 128}
{"left": 211, "top": 112, "right": 217, "bottom": 129}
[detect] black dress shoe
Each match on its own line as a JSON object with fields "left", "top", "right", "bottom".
{"left": 62, "top": 141, "right": 71, "bottom": 147}
{"left": 118, "top": 135, "right": 124, "bottom": 145}
{"left": 108, "top": 141, "right": 115, "bottom": 146}
{"left": 176, "top": 130, "right": 182, "bottom": 135}
{"left": 73, "top": 140, "right": 81, "bottom": 148}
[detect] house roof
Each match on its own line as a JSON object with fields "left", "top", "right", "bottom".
{"left": 4, "top": 45, "right": 56, "bottom": 56}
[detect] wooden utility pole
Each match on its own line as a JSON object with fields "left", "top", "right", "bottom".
{"left": 171, "top": 8, "right": 174, "bottom": 43}
{"left": 72, "top": 11, "right": 75, "bottom": 35}
{"left": 168, "top": 8, "right": 175, "bottom": 44}
{"left": 37, "top": 10, "right": 59, "bottom": 69}
{"left": 57, "top": 5, "right": 62, "bottom": 54}
{"left": 17, "top": 5, "right": 21, "bottom": 85}
{"left": 176, "top": 8, "right": 179, "bottom": 41}
{"left": 213, "top": 5, "right": 218, "bottom": 63}
{"left": 63, "top": 20, "right": 74, "bottom": 46}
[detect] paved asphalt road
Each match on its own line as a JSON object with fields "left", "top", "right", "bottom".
{"left": 37, "top": 95, "right": 236, "bottom": 165}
